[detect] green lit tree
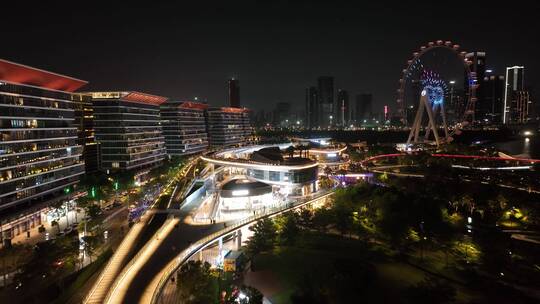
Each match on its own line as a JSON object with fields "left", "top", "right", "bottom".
{"left": 246, "top": 218, "right": 276, "bottom": 270}
{"left": 276, "top": 212, "right": 300, "bottom": 245}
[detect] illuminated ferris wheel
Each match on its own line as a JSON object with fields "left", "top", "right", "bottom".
{"left": 397, "top": 40, "right": 478, "bottom": 146}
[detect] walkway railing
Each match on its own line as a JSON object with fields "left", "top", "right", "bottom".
{"left": 150, "top": 190, "right": 334, "bottom": 304}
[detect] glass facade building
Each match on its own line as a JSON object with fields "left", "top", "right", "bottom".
{"left": 160, "top": 101, "right": 209, "bottom": 156}
{"left": 91, "top": 92, "right": 167, "bottom": 172}
{"left": 207, "top": 107, "right": 252, "bottom": 147}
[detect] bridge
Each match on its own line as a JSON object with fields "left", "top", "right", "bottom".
{"left": 98, "top": 188, "right": 333, "bottom": 304}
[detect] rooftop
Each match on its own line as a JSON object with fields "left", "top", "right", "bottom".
{"left": 89, "top": 91, "right": 168, "bottom": 105}
{"left": 0, "top": 58, "right": 87, "bottom": 92}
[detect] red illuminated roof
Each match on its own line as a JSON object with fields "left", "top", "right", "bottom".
{"left": 179, "top": 101, "right": 208, "bottom": 110}
{"left": 0, "top": 58, "right": 87, "bottom": 92}
{"left": 213, "top": 107, "right": 250, "bottom": 113}
{"left": 121, "top": 92, "right": 168, "bottom": 105}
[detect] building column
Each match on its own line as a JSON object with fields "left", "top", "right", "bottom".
{"left": 237, "top": 230, "right": 243, "bottom": 250}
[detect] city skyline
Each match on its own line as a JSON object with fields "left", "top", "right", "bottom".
{"left": 1, "top": 2, "right": 538, "bottom": 113}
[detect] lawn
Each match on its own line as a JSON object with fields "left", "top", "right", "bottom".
{"left": 245, "top": 232, "right": 498, "bottom": 304}
{"left": 247, "top": 232, "right": 422, "bottom": 304}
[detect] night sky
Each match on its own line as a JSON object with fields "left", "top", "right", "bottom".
{"left": 2, "top": 2, "right": 538, "bottom": 114}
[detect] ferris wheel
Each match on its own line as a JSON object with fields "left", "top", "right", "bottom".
{"left": 397, "top": 40, "right": 478, "bottom": 146}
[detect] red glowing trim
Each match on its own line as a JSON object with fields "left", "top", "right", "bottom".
{"left": 0, "top": 59, "right": 87, "bottom": 92}
{"left": 121, "top": 92, "right": 168, "bottom": 105}
{"left": 213, "top": 107, "right": 250, "bottom": 113}
{"left": 362, "top": 153, "right": 540, "bottom": 164}
{"left": 431, "top": 154, "right": 540, "bottom": 163}
{"left": 179, "top": 101, "right": 208, "bottom": 110}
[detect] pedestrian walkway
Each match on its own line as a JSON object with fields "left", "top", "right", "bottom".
{"left": 84, "top": 210, "right": 154, "bottom": 304}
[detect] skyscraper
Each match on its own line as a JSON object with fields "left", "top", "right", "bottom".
{"left": 503, "top": 66, "right": 526, "bottom": 124}
{"left": 466, "top": 52, "right": 487, "bottom": 121}
{"left": 317, "top": 76, "right": 334, "bottom": 127}
{"left": 273, "top": 102, "right": 292, "bottom": 127}
{"left": 228, "top": 78, "right": 240, "bottom": 108}
{"left": 354, "top": 94, "right": 372, "bottom": 124}
{"left": 337, "top": 89, "right": 349, "bottom": 126}
{"left": 482, "top": 74, "right": 505, "bottom": 124}
{"left": 305, "top": 86, "right": 318, "bottom": 129}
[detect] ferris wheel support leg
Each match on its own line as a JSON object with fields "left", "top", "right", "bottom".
{"left": 423, "top": 96, "right": 440, "bottom": 146}
{"left": 440, "top": 102, "right": 449, "bottom": 142}
{"left": 424, "top": 103, "right": 438, "bottom": 141}
{"left": 409, "top": 99, "right": 424, "bottom": 144}
{"left": 407, "top": 101, "right": 423, "bottom": 145}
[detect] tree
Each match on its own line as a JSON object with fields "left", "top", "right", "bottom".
{"left": 246, "top": 218, "right": 276, "bottom": 269}
{"left": 312, "top": 207, "right": 333, "bottom": 233}
{"left": 51, "top": 220, "right": 60, "bottom": 234}
{"left": 375, "top": 191, "right": 410, "bottom": 246}
{"left": 333, "top": 201, "right": 354, "bottom": 237}
{"left": 82, "top": 235, "right": 101, "bottom": 263}
{"left": 234, "top": 285, "right": 263, "bottom": 304}
{"left": 405, "top": 278, "right": 456, "bottom": 304}
{"left": 323, "top": 166, "right": 332, "bottom": 177}
{"left": 298, "top": 208, "right": 313, "bottom": 229}
{"left": 276, "top": 212, "right": 300, "bottom": 245}
{"left": 177, "top": 260, "right": 218, "bottom": 304}
{"left": 85, "top": 203, "right": 101, "bottom": 218}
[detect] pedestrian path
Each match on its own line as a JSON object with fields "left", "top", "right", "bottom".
{"left": 84, "top": 210, "right": 153, "bottom": 304}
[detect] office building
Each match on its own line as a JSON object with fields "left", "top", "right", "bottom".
{"left": 514, "top": 91, "right": 532, "bottom": 123}
{"left": 337, "top": 89, "right": 349, "bottom": 126}
{"left": 73, "top": 93, "right": 99, "bottom": 172}
{"left": 160, "top": 101, "right": 209, "bottom": 156}
{"left": 273, "top": 102, "right": 291, "bottom": 127}
{"left": 503, "top": 66, "right": 527, "bottom": 124}
{"left": 91, "top": 91, "right": 167, "bottom": 172}
{"left": 228, "top": 78, "right": 240, "bottom": 108}
{"left": 317, "top": 76, "right": 334, "bottom": 127}
{"left": 354, "top": 93, "right": 373, "bottom": 124}
{"left": 305, "top": 86, "right": 318, "bottom": 129}
{"left": 482, "top": 74, "right": 505, "bottom": 124}
{"left": 207, "top": 107, "right": 251, "bottom": 146}
{"left": 466, "top": 52, "right": 487, "bottom": 121}
{"left": 0, "top": 59, "right": 87, "bottom": 241}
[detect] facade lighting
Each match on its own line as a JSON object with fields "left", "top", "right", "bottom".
{"left": 232, "top": 190, "right": 249, "bottom": 196}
